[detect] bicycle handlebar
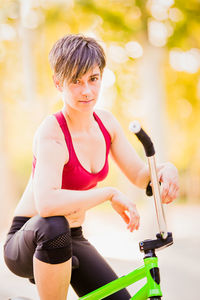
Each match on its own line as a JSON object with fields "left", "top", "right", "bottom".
{"left": 129, "top": 121, "right": 155, "bottom": 157}
{"left": 129, "top": 121, "right": 168, "bottom": 239}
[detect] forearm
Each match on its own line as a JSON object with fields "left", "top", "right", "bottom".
{"left": 134, "top": 162, "right": 172, "bottom": 189}
{"left": 135, "top": 162, "right": 179, "bottom": 201}
{"left": 133, "top": 164, "right": 150, "bottom": 189}
{"left": 35, "top": 186, "right": 115, "bottom": 217}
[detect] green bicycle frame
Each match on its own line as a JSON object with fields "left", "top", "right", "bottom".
{"left": 79, "top": 256, "right": 162, "bottom": 300}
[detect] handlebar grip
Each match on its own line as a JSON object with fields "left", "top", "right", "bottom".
{"left": 146, "top": 181, "right": 153, "bottom": 197}
{"left": 129, "top": 121, "right": 155, "bottom": 157}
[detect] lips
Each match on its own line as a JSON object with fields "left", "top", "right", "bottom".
{"left": 78, "top": 99, "right": 94, "bottom": 103}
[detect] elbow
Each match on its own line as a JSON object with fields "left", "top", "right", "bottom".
{"left": 134, "top": 165, "right": 150, "bottom": 189}
{"left": 37, "top": 207, "right": 51, "bottom": 218}
{"left": 35, "top": 190, "right": 54, "bottom": 218}
{"left": 36, "top": 201, "right": 52, "bottom": 218}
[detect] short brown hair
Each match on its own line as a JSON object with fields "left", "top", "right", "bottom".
{"left": 49, "top": 34, "right": 106, "bottom": 84}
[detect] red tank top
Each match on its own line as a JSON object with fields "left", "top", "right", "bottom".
{"left": 32, "top": 111, "right": 111, "bottom": 190}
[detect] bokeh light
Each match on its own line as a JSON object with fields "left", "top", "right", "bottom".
{"left": 170, "top": 48, "right": 200, "bottom": 73}
{"left": 0, "top": 24, "right": 16, "bottom": 41}
{"left": 148, "top": 19, "right": 168, "bottom": 47}
{"left": 125, "top": 41, "right": 143, "bottom": 59}
{"left": 102, "top": 68, "right": 116, "bottom": 88}
{"left": 108, "top": 45, "right": 128, "bottom": 63}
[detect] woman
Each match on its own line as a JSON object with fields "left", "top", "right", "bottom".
{"left": 4, "top": 34, "right": 179, "bottom": 300}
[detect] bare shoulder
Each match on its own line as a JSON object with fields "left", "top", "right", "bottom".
{"left": 94, "top": 108, "right": 120, "bottom": 141}
{"left": 33, "top": 114, "right": 65, "bottom": 154}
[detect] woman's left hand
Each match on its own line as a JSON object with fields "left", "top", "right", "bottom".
{"left": 157, "top": 162, "right": 179, "bottom": 204}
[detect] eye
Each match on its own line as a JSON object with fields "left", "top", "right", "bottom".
{"left": 73, "top": 79, "right": 81, "bottom": 84}
{"left": 91, "top": 77, "right": 98, "bottom": 82}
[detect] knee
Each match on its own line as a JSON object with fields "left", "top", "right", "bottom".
{"left": 34, "top": 216, "right": 72, "bottom": 264}
{"left": 35, "top": 215, "right": 70, "bottom": 240}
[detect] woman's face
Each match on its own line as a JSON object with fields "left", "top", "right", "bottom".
{"left": 61, "top": 65, "right": 102, "bottom": 112}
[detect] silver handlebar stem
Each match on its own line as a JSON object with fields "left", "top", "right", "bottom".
{"left": 147, "top": 155, "right": 168, "bottom": 239}
{"left": 129, "top": 120, "right": 168, "bottom": 239}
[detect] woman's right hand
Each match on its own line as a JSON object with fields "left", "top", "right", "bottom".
{"left": 110, "top": 189, "right": 140, "bottom": 232}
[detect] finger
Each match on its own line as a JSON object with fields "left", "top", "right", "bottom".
{"left": 127, "top": 212, "right": 135, "bottom": 231}
{"left": 127, "top": 208, "right": 135, "bottom": 226}
{"left": 171, "top": 185, "right": 180, "bottom": 200}
{"left": 175, "top": 186, "right": 180, "bottom": 198}
{"left": 121, "top": 211, "right": 130, "bottom": 224}
{"left": 168, "top": 183, "right": 178, "bottom": 198}
{"left": 130, "top": 212, "right": 140, "bottom": 231}
{"left": 163, "top": 184, "right": 179, "bottom": 203}
{"left": 162, "top": 196, "right": 173, "bottom": 204}
{"left": 129, "top": 219, "right": 139, "bottom": 232}
{"left": 161, "top": 182, "right": 170, "bottom": 201}
{"left": 136, "top": 215, "right": 140, "bottom": 230}
{"left": 130, "top": 219, "right": 140, "bottom": 232}
{"left": 163, "top": 188, "right": 179, "bottom": 204}
{"left": 135, "top": 215, "right": 140, "bottom": 231}
{"left": 128, "top": 209, "right": 140, "bottom": 232}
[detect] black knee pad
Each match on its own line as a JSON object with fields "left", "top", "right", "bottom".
{"left": 34, "top": 216, "right": 72, "bottom": 264}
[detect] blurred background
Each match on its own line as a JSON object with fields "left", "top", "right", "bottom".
{"left": 0, "top": 0, "right": 200, "bottom": 299}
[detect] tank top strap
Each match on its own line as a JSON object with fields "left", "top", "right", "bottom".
{"left": 54, "top": 110, "right": 111, "bottom": 157}
{"left": 53, "top": 111, "right": 73, "bottom": 156}
{"left": 93, "top": 112, "right": 111, "bottom": 154}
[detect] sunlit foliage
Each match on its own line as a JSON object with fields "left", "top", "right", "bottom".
{"left": 1, "top": 0, "right": 200, "bottom": 204}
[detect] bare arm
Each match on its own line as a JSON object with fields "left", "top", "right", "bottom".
{"left": 103, "top": 111, "right": 179, "bottom": 202}
{"left": 108, "top": 113, "right": 150, "bottom": 188}
{"left": 33, "top": 133, "right": 114, "bottom": 217}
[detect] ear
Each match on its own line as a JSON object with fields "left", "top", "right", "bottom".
{"left": 52, "top": 74, "right": 63, "bottom": 92}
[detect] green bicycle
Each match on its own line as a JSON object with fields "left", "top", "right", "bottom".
{"left": 78, "top": 121, "right": 173, "bottom": 300}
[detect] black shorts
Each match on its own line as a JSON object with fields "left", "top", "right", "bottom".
{"left": 4, "top": 215, "right": 131, "bottom": 299}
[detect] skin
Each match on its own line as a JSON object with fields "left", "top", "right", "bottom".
{"left": 14, "top": 65, "right": 179, "bottom": 300}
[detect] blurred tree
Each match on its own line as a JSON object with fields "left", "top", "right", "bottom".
{"left": 0, "top": 95, "right": 16, "bottom": 230}
{"left": 19, "top": 0, "right": 36, "bottom": 103}
{"left": 0, "top": 0, "right": 19, "bottom": 229}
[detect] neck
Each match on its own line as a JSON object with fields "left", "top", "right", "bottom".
{"left": 62, "top": 105, "right": 95, "bottom": 131}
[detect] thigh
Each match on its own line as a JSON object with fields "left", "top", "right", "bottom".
{"left": 4, "top": 215, "right": 72, "bottom": 279}
{"left": 4, "top": 222, "right": 35, "bottom": 278}
{"left": 71, "top": 237, "right": 131, "bottom": 299}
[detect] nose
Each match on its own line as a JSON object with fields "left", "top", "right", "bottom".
{"left": 81, "top": 82, "right": 92, "bottom": 98}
